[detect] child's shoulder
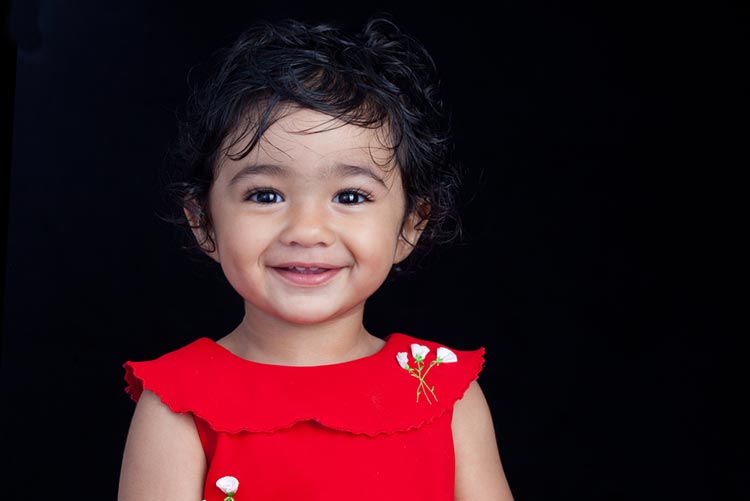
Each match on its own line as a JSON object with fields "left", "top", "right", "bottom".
{"left": 122, "top": 337, "right": 217, "bottom": 406}
{"left": 383, "top": 332, "right": 486, "bottom": 396}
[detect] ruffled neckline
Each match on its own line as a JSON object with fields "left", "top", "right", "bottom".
{"left": 124, "top": 333, "right": 485, "bottom": 436}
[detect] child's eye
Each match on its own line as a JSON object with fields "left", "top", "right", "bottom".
{"left": 245, "top": 189, "right": 285, "bottom": 204}
{"left": 333, "top": 190, "right": 373, "bottom": 205}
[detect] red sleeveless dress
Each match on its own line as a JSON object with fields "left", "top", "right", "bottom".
{"left": 123, "top": 333, "right": 485, "bottom": 501}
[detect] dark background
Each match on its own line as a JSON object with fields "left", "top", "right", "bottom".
{"left": 1, "top": 1, "right": 745, "bottom": 499}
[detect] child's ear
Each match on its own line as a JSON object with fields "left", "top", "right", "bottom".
{"left": 183, "top": 200, "right": 220, "bottom": 263}
{"left": 394, "top": 202, "right": 430, "bottom": 264}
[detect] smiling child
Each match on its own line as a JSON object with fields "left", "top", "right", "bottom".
{"left": 118, "top": 16, "right": 513, "bottom": 501}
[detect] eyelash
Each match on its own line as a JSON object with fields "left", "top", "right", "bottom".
{"left": 242, "top": 188, "right": 374, "bottom": 205}
{"left": 243, "top": 188, "right": 284, "bottom": 204}
{"left": 333, "top": 189, "right": 374, "bottom": 205}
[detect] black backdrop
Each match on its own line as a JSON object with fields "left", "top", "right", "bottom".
{"left": 1, "top": 1, "right": 745, "bottom": 500}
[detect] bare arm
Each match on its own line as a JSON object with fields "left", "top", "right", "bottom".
{"left": 118, "top": 389, "right": 207, "bottom": 501}
{"left": 453, "top": 381, "right": 514, "bottom": 501}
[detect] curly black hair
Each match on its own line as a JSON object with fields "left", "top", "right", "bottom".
{"left": 164, "top": 15, "right": 461, "bottom": 269}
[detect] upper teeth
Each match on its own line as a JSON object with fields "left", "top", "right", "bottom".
{"left": 290, "top": 266, "right": 323, "bottom": 272}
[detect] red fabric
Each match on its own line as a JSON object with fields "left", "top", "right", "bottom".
{"left": 123, "top": 333, "right": 485, "bottom": 501}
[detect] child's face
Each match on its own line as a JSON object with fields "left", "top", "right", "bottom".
{"left": 199, "top": 107, "right": 421, "bottom": 326}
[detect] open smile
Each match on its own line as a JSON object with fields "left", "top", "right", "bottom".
{"left": 271, "top": 263, "right": 343, "bottom": 286}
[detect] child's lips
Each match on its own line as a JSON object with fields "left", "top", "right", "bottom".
{"left": 280, "top": 266, "right": 330, "bottom": 274}
{"left": 271, "top": 263, "right": 343, "bottom": 286}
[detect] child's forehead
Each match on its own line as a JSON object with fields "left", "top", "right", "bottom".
{"left": 224, "top": 107, "right": 397, "bottom": 169}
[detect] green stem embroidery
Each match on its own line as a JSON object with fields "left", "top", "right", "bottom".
{"left": 400, "top": 346, "right": 457, "bottom": 406}
{"left": 421, "top": 361, "right": 439, "bottom": 402}
{"left": 407, "top": 358, "right": 439, "bottom": 404}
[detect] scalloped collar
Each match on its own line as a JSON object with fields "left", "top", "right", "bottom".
{"left": 125, "top": 333, "right": 485, "bottom": 436}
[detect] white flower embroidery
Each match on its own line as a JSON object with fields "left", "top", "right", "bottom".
{"left": 436, "top": 347, "right": 458, "bottom": 363}
{"left": 410, "top": 343, "right": 430, "bottom": 361}
{"left": 216, "top": 476, "right": 239, "bottom": 496}
{"left": 398, "top": 344, "right": 460, "bottom": 405}
{"left": 396, "top": 351, "right": 410, "bottom": 369}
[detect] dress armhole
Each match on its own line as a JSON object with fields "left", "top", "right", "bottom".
{"left": 122, "top": 359, "right": 196, "bottom": 416}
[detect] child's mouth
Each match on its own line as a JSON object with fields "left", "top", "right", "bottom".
{"left": 282, "top": 266, "right": 329, "bottom": 274}
{"left": 272, "top": 264, "right": 342, "bottom": 286}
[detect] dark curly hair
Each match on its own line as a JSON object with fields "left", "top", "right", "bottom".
{"left": 164, "top": 15, "right": 461, "bottom": 270}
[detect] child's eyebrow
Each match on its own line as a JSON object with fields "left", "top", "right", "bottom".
{"left": 228, "top": 163, "right": 388, "bottom": 187}
{"left": 330, "top": 163, "right": 388, "bottom": 188}
{"left": 228, "top": 164, "right": 288, "bottom": 186}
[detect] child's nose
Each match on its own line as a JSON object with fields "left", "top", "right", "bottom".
{"left": 278, "top": 201, "right": 336, "bottom": 247}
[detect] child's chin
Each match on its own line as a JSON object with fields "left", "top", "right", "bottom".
{"left": 282, "top": 312, "right": 338, "bottom": 326}
{"left": 261, "top": 297, "right": 361, "bottom": 326}
{"left": 271, "top": 305, "right": 339, "bottom": 326}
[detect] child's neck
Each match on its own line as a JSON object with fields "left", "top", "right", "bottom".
{"left": 218, "top": 304, "right": 384, "bottom": 366}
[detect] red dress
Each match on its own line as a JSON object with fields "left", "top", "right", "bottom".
{"left": 123, "top": 333, "right": 485, "bottom": 501}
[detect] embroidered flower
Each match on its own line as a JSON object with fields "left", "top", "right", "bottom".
{"left": 397, "top": 344, "right": 459, "bottom": 405}
{"left": 216, "top": 476, "right": 239, "bottom": 501}
{"left": 396, "top": 351, "right": 410, "bottom": 369}
{"left": 436, "top": 347, "right": 458, "bottom": 364}
{"left": 410, "top": 343, "right": 430, "bottom": 361}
